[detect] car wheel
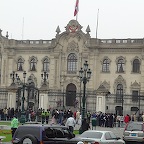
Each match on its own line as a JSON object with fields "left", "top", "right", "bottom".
{"left": 20, "top": 134, "right": 38, "bottom": 144}
{"left": 125, "top": 141, "right": 129, "bottom": 144}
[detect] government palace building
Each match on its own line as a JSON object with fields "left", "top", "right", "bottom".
{"left": 0, "top": 19, "right": 144, "bottom": 116}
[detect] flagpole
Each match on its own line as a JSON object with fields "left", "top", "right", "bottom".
{"left": 22, "top": 17, "right": 24, "bottom": 40}
{"left": 76, "top": 13, "right": 78, "bottom": 21}
{"left": 96, "top": 9, "right": 99, "bottom": 39}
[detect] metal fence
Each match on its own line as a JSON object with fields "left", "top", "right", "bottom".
{"left": 1, "top": 88, "right": 144, "bottom": 115}
{"left": 0, "top": 89, "right": 8, "bottom": 109}
{"left": 48, "top": 90, "right": 144, "bottom": 115}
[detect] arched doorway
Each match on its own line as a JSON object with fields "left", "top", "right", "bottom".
{"left": 115, "top": 106, "right": 123, "bottom": 115}
{"left": 66, "top": 83, "right": 76, "bottom": 106}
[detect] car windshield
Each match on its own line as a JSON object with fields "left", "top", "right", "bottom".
{"left": 126, "top": 123, "right": 143, "bottom": 131}
{"left": 79, "top": 131, "right": 102, "bottom": 139}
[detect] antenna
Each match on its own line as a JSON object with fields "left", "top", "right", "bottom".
{"left": 96, "top": 9, "right": 99, "bottom": 39}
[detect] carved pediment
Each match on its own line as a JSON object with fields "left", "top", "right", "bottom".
{"left": 67, "top": 41, "right": 79, "bottom": 52}
{"left": 131, "top": 80, "right": 140, "bottom": 89}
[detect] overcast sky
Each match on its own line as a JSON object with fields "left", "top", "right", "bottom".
{"left": 1, "top": 0, "right": 144, "bottom": 40}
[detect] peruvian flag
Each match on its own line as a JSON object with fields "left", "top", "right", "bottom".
{"left": 74, "top": 0, "right": 79, "bottom": 16}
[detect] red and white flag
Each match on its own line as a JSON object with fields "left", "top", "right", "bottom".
{"left": 74, "top": 0, "right": 79, "bottom": 16}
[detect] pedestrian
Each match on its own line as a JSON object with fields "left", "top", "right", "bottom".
{"left": 45, "top": 109, "right": 50, "bottom": 124}
{"left": 41, "top": 109, "right": 46, "bottom": 124}
{"left": 65, "top": 114, "right": 76, "bottom": 133}
{"left": 81, "top": 118, "right": 90, "bottom": 133}
{"left": 131, "top": 113, "right": 136, "bottom": 121}
{"left": 124, "top": 114, "right": 130, "bottom": 124}
{"left": 76, "top": 110, "right": 80, "bottom": 125}
{"left": 51, "top": 114, "right": 56, "bottom": 125}
{"left": 11, "top": 115, "right": 19, "bottom": 138}
{"left": 120, "top": 115, "right": 124, "bottom": 127}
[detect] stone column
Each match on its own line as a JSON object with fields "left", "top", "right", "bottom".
{"left": 39, "top": 93, "right": 48, "bottom": 110}
{"left": 7, "top": 84, "right": 18, "bottom": 109}
{"left": 96, "top": 94, "right": 106, "bottom": 113}
{"left": 39, "top": 85, "right": 49, "bottom": 110}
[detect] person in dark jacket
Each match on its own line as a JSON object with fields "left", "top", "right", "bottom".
{"left": 81, "top": 118, "right": 90, "bottom": 133}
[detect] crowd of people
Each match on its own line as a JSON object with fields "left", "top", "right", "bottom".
{"left": 1, "top": 107, "right": 144, "bottom": 134}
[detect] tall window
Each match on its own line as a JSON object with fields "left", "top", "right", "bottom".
{"left": 117, "top": 59, "right": 124, "bottom": 73}
{"left": 30, "top": 58, "right": 36, "bottom": 71}
{"left": 133, "top": 59, "right": 140, "bottom": 73}
{"left": 132, "top": 90, "right": 138, "bottom": 102}
{"left": 67, "top": 53, "right": 77, "bottom": 74}
{"left": 17, "top": 58, "right": 23, "bottom": 71}
{"left": 102, "top": 59, "right": 109, "bottom": 72}
{"left": 43, "top": 58, "right": 49, "bottom": 72}
{"left": 116, "top": 84, "right": 123, "bottom": 103}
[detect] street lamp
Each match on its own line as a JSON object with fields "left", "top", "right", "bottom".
{"left": 62, "top": 87, "right": 65, "bottom": 110}
{"left": 79, "top": 61, "right": 92, "bottom": 125}
{"left": 18, "top": 71, "right": 27, "bottom": 123}
{"left": 10, "top": 71, "right": 18, "bottom": 85}
{"left": 60, "top": 75, "right": 65, "bottom": 110}
{"left": 41, "top": 71, "right": 48, "bottom": 86}
{"left": 119, "top": 87, "right": 123, "bottom": 116}
{"left": 78, "top": 77, "right": 82, "bottom": 114}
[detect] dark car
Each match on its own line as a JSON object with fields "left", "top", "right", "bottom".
{"left": 12, "top": 124, "right": 76, "bottom": 144}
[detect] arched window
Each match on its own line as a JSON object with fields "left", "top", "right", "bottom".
{"left": 133, "top": 59, "right": 140, "bottom": 73}
{"left": 67, "top": 53, "right": 77, "bottom": 74}
{"left": 116, "top": 84, "right": 123, "bottom": 103}
{"left": 43, "top": 58, "right": 49, "bottom": 72}
{"left": 102, "top": 59, "right": 109, "bottom": 72}
{"left": 30, "top": 58, "right": 36, "bottom": 71}
{"left": 117, "top": 59, "right": 124, "bottom": 73}
{"left": 17, "top": 58, "right": 24, "bottom": 71}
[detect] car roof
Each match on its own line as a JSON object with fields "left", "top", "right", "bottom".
{"left": 84, "top": 130, "right": 112, "bottom": 133}
{"left": 128, "top": 121, "right": 144, "bottom": 124}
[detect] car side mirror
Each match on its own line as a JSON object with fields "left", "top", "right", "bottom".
{"left": 116, "top": 137, "right": 121, "bottom": 140}
{"left": 77, "top": 141, "right": 84, "bottom": 144}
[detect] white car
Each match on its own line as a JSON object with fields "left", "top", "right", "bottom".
{"left": 123, "top": 121, "right": 144, "bottom": 144}
{"left": 72, "top": 130, "right": 125, "bottom": 144}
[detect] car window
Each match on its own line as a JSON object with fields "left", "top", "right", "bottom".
{"left": 80, "top": 131, "right": 102, "bottom": 139}
{"left": 105, "top": 132, "right": 112, "bottom": 140}
{"left": 126, "top": 123, "right": 143, "bottom": 131}
{"left": 45, "top": 128, "right": 55, "bottom": 138}
{"left": 109, "top": 132, "right": 117, "bottom": 139}
{"left": 55, "top": 129, "right": 64, "bottom": 138}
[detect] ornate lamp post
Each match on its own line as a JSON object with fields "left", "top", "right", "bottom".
{"left": 78, "top": 76, "right": 82, "bottom": 114}
{"left": 10, "top": 71, "right": 18, "bottom": 85}
{"left": 19, "top": 71, "right": 27, "bottom": 123}
{"left": 79, "top": 61, "right": 92, "bottom": 123}
{"left": 41, "top": 71, "right": 48, "bottom": 86}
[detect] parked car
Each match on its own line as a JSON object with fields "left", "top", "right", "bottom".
{"left": 123, "top": 121, "right": 144, "bottom": 144}
{"left": 70, "top": 130, "right": 125, "bottom": 144}
{"left": 12, "top": 124, "right": 76, "bottom": 144}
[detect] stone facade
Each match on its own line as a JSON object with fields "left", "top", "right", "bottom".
{"left": 0, "top": 20, "right": 144, "bottom": 115}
